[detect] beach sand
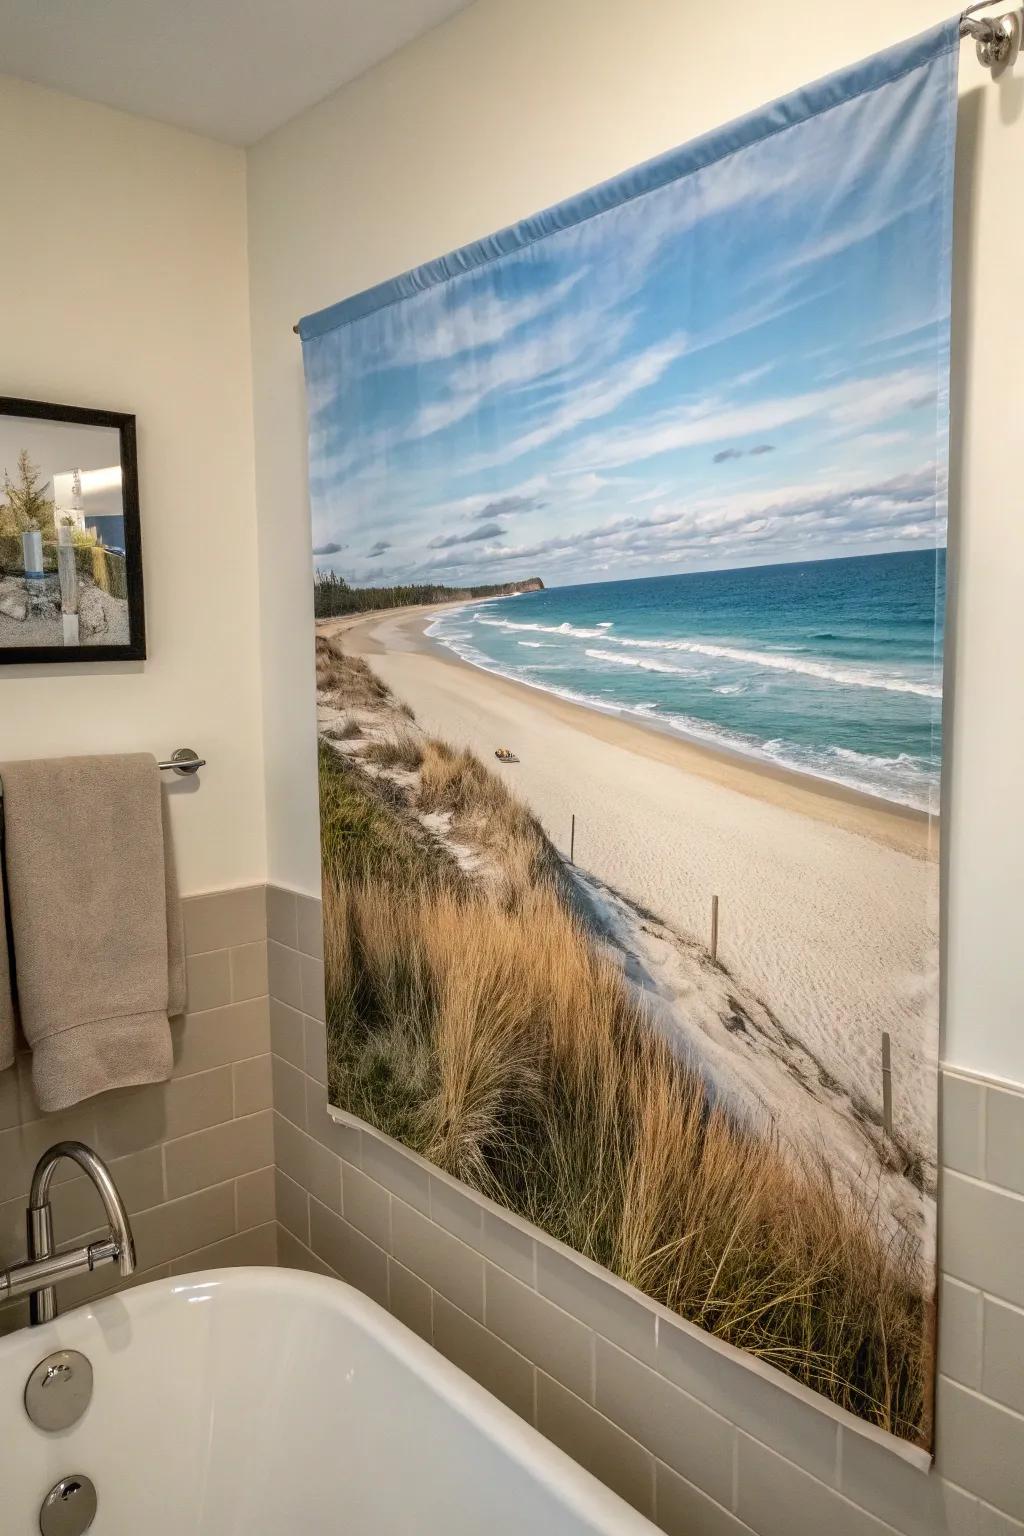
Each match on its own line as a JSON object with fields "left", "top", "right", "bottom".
{"left": 323, "top": 604, "right": 939, "bottom": 1168}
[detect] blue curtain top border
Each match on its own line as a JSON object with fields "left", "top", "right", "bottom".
{"left": 297, "top": 19, "right": 960, "bottom": 344}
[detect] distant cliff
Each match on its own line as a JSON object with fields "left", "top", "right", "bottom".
{"left": 313, "top": 571, "right": 544, "bottom": 619}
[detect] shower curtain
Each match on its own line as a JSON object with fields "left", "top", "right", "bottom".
{"left": 299, "top": 19, "right": 959, "bottom": 1446}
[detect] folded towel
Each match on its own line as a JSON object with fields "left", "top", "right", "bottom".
{"left": 0, "top": 754, "right": 183, "bottom": 1111}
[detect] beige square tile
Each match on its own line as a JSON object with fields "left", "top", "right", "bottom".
{"left": 342, "top": 1164, "right": 389, "bottom": 1247}
{"left": 230, "top": 941, "right": 269, "bottom": 1003}
{"left": 269, "top": 998, "right": 305, "bottom": 1069}
{"left": 132, "top": 1181, "right": 236, "bottom": 1269}
{"left": 277, "top": 1223, "right": 334, "bottom": 1277}
{"left": 430, "top": 1173, "right": 483, "bottom": 1248}
{"left": 304, "top": 1017, "right": 328, "bottom": 1085}
{"left": 986, "top": 1086, "right": 1024, "bottom": 1196}
{"left": 434, "top": 1296, "right": 535, "bottom": 1423}
{"left": 268, "top": 940, "right": 302, "bottom": 1010}
{"left": 183, "top": 886, "right": 266, "bottom": 954}
{"left": 265, "top": 885, "right": 298, "bottom": 948}
{"left": 274, "top": 1111, "right": 312, "bottom": 1189}
{"left": 982, "top": 1296, "right": 1024, "bottom": 1416}
{"left": 172, "top": 997, "right": 270, "bottom": 1078}
{"left": 388, "top": 1257, "right": 432, "bottom": 1342}
{"left": 361, "top": 1128, "right": 430, "bottom": 1214}
{"left": 840, "top": 1416, "right": 975, "bottom": 1536}
{"left": 595, "top": 1339, "right": 733, "bottom": 1505}
{"left": 938, "top": 1275, "right": 983, "bottom": 1389}
{"left": 236, "top": 1164, "right": 275, "bottom": 1231}
{"left": 309, "top": 1199, "right": 388, "bottom": 1306}
{"left": 539, "top": 1242, "right": 657, "bottom": 1370}
{"left": 656, "top": 1463, "right": 750, "bottom": 1536}
{"left": 305, "top": 1134, "right": 343, "bottom": 1214}
{"left": 0, "top": 1102, "right": 98, "bottom": 1204}
{"left": 481, "top": 1208, "right": 535, "bottom": 1286}
{"left": 233, "top": 1053, "right": 273, "bottom": 1116}
{"left": 164, "top": 1110, "right": 273, "bottom": 1199}
{"left": 275, "top": 1167, "right": 310, "bottom": 1245}
{"left": 936, "top": 1379, "right": 1024, "bottom": 1522}
{"left": 305, "top": 1079, "right": 361, "bottom": 1164}
{"left": 485, "top": 1262, "right": 594, "bottom": 1401}
{"left": 93, "top": 1067, "right": 234, "bottom": 1160}
{"left": 296, "top": 895, "right": 324, "bottom": 959}
{"left": 185, "top": 949, "right": 232, "bottom": 1013}
{"left": 737, "top": 1435, "right": 885, "bottom": 1536}
{"left": 170, "top": 1221, "right": 277, "bottom": 1274}
{"left": 391, "top": 1198, "right": 482, "bottom": 1321}
{"left": 943, "top": 1172, "right": 1024, "bottom": 1308}
{"left": 537, "top": 1372, "right": 654, "bottom": 1518}
{"left": 299, "top": 954, "right": 325, "bottom": 1023}
{"left": 658, "top": 1309, "right": 837, "bottom": 1486}
{"left": 272, "top": 1055, "right": 307, "bottom": 1129}
{"left": 0, "top": 1057, "right": 26, "bottom": 1131}
{"left": 942, "top": 1074, "right": 986, "bottom": 1178}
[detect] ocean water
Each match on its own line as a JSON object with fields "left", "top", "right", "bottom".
{"left": 427, "top": 550, "right": 946, "bottom": 812}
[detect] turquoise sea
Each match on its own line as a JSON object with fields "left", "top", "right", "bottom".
{"left": 427, "top": 550, "right": 945, "bottom": 813}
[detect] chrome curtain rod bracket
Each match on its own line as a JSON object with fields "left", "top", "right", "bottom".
{"left": 960, "top": 4, "right": 1021, "bottom": 68}
{"left": 288, "top": 11, "right": 1019, "bottom": 339}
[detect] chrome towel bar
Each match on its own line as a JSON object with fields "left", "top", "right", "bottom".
{"left": 0, "top": 747, "right": 205, "bottom": 800}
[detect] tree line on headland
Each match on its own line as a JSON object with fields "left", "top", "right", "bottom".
{"left": 313, "top": 569, "right": 544, "bottom": 619}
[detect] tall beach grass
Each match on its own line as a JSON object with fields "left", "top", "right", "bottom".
{"left": 315, "top": 644, "right": 929, "bottom": 1443}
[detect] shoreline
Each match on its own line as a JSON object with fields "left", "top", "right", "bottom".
{"left": 321, "top": 603, "right": 933, "bottom": 860}
{"left": 319, "top": 597, "right": 940, "bottom": 1170}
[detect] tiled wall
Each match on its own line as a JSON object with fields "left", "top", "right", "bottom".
{"left": 267, "top": 883, "right": 1024, "bottom": 1536}
{"left": 4, "top": 881, "right": 1021, "bottom": 1536}
{"left": 0, "top": 884, "right": 275, "bottom": 1332}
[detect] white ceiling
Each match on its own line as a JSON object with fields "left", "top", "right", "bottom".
{"left": 0, "top": 0, "right": 475, "bottom": 144}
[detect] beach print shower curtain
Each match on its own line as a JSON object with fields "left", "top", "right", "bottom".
{"left": 300, "top": 21, "right": 959, "bottom": 1446}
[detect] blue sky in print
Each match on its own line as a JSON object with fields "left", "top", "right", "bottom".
{"left": 303, "top": 52, "right": 951, "bottom": 590}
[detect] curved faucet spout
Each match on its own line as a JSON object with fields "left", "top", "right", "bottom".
{"left": 19, "top": 1140, "right": 137, "bottom": 1325}
{"left": 30, "top": 1141, "right": 137, "bottom": 1278}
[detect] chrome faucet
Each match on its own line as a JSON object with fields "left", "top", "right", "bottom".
{"left": 0, "top": 1141, "right": 136, "bottom": 1325}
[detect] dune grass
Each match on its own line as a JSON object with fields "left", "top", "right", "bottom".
{"left": 317, "top": 725, "right": 928, "bottom": 1444}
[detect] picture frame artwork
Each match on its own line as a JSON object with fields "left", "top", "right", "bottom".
{"left": 0, "top": 396, "right": 146, "bottom": 664}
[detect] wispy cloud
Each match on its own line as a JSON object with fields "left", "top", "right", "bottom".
{"left": 429, "top": 521, "right": 505, "bottom": 550}
{"left": 563, "top": 368, "right": 934, "bottom": 473}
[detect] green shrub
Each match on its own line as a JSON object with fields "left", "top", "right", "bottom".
{"left": 0, "top": 534, "right": 24, "bottom": 576}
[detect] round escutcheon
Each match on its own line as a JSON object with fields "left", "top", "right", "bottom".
{"left": 24, "top": 1351, "right": 94, "bottom": 1433}
{"left": 38, "top": 1474, "right": 97, "bottom": 1536}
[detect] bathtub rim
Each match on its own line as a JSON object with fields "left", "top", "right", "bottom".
{"left": 0, "top": 1263, "right": 659, "bottom": 1535}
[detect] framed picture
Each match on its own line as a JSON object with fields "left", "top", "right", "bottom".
{"left": 0, "top": 396, "right": 146, "bottom": 663}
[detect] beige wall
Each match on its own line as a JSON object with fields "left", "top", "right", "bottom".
{"left": 245, "top": 0, "right": 1024, "bottom": 1087}
{"left": 0, "top": 76, "right": 266, "bottom": 895}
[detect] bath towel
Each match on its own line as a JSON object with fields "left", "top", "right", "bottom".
{"left": 0, "top": 754, "right": 184, "bottom": 1111}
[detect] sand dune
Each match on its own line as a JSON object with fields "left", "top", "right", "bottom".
{"left": 324, "top": 604, "right": 939, "bottom": 1178}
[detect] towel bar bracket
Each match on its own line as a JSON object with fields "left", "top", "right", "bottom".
{"left": 158, "top": 748, "right": 205, "bottom": 777}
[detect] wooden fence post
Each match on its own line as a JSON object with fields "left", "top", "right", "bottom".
{"left": 710, "top": 894, "right": 719, "bottom": 963}
{"left": 881, "top": 1031, "right": 893, "bottom": 1137}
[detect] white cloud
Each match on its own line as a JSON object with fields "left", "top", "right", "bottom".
{"left": 562, "top": 368, "right": 935, "bottom": 473}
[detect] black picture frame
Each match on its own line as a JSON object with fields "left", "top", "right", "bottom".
{"left": 0, "top": 396, "right": 146, "bottom": 664}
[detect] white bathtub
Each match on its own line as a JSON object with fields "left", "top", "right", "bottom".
{"left": 0, "top": 1266, "right": 658, "bottom": 1534}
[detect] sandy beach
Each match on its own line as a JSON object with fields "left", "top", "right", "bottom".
{"left": 324, "top": 603, "right": 939, "bottom": 1169}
